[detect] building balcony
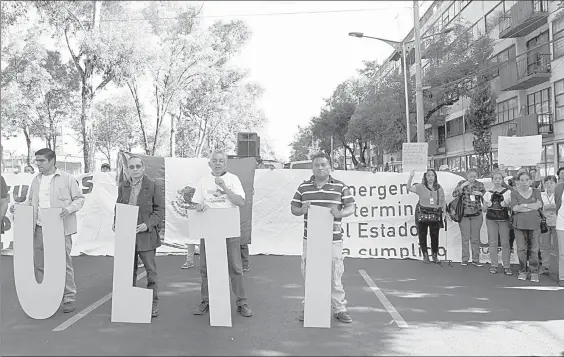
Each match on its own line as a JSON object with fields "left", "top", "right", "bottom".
{"left": 500, "top": 54, "right": 551, "bottom": 91}
{"left": 498, "top": 0, "right": 549, "bottom": 39}
{"left": 428, "top": 138, "right": 446, "bottom": 156}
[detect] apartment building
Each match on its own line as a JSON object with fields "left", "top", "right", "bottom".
{"left": 377, "top": 0, "right": 563, "bottom": 176}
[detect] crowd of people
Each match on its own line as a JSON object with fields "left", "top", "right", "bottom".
{"left": 2, "top": 149, "right": 562, "bottom": 328}
{"left": 410, "top": 165, "right": 564, "bottom": 286}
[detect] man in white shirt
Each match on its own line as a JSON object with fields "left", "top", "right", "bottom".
{"left": 15, "top": 148, "right": 85, "bottom": 313}
{"left": 192, "top": 150, "right": 253, "bottom": 318}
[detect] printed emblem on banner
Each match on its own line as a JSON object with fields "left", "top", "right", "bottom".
{"left": 171, "top": 186, "right": 197, "bottom": 218}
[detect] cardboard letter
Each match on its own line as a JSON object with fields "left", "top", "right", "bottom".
{"left": 111, "top": 204, "right": 152, "bottom": 323}
{"left": 188, "top": 207, "right": 240, "bottom": 327}
{"left": 304, "top": 205, "right": 334, "bottom": 328}
{"left": 13, "top": 206, "right": 66, "bottom": 319}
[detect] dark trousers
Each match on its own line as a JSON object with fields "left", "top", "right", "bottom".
{"left": 240, "top": 244, "right": 249, "bottom": 269}
{"left": 418, "top": 222, "right": 439, "bottom": 254}
{"left": 199, "top": 237, "right": 247, "bottom": 307}
{"left": 133, "top": 249, "right": 158, "bottom": 304}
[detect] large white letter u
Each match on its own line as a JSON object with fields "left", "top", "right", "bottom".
{"left": 13, "top": 206, "right": 66, "bottom": 319}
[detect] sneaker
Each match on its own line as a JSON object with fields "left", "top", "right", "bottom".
{"left": 181, "top": 262, "right": 194, "bottom": 269}
{"left": 489, "top": 267, "right": 497, "bottom": 274}
{"left": 193, "top": 302, "right": 209, "bottom": 315}
{"left": 530, "top": 274, "right": 540, "bottom": 283}
{"left": 558, "top": 281, "right": 564, "bottom": 287}
{"left": 237, "top": 304, "right": 253, "bottom": 317}
{"left": 517, "top": 272, "right": 527, "bottom": 281}
{"left": 298, "top": 310, "right": 304, "bottom": 322}
{"left": 63, "top": 301, "right": 75, "bottom": 313}
{"left": 504, "top": 268, "right": 513, "bottom": 276}
{"left": 539, "top": 267, "right": 549, "bottom": 276}
{"left": 461, "top": 261, "right": 468, "bottom": 266}
{"left": 243, "top": 267, "right": 250, "bottom": 272}
{"left": 334, "top": 311, "right": 353, "bottom": 323}
{"left": 472, "top": 261, "right": 484, "bottom": 267}
{"left": 138, "top": 262, "right": 144, "bottom": 269}
{"left": 152, "top": 304, "right": 159, "bottom": 318}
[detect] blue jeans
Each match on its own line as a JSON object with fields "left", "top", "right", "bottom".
{"left": 133, "top": 249, "right": 158, "bottom": 303}
{"left": 199, "top": 237, "right": 247, "bottom": 307}
{"left": 514, "top": 228, "right": 541, "bottom": 274}
{"left": 33, "top": 225, "right": 77, "bottom": 304}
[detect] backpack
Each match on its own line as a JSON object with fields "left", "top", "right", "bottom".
{"left": 446, "top": 196, "right": 464, "bottom": 223}
{"left": 486, "top": 189, "right": 510, "bottom": 221}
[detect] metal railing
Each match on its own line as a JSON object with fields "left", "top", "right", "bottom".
{"left": 498, "top": 0, "right": 549, "bottom": 35}
{"left": 517, "top": 53, "right": 551, "bottom": 80}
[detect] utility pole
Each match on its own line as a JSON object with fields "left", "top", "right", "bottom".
{"left": 92, "top": 1, "right": 101, "bottom": 30}
{"left": 402, "top": 41, "right": 411, "bottom": 143}
{"left": 413, "top": 0, "right": 425, "bottom": 143}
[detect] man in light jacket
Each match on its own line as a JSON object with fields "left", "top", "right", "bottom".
{"left": 552, "top": 182, "right": 564, "bottom": 287}
{"left": 15, "top": 148, "right": 85, "bottom": 313}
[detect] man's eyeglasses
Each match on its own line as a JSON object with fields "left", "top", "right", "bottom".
{"left": 128, "top": 164, "right": 143, "bottom": 170}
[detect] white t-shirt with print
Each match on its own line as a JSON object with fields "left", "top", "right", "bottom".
{"left": 192, "top": 172, "right": 245, "bottom": 209}
{"left": 37, "top": 173, "right": 55, "bottom": 226}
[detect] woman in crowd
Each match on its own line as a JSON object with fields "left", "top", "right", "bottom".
{"left": 453, "top": 168, "right": 486, "bottom": 267}
{"left": 511, "top": 171, "right": 543, "bottom": 282}
{"left": 529, "top": 168, "right": 543, "bottom": 191}
{"left": 540, "top": 175, "right": 558, "bottom": 276}
{"left": 407, "top": 169, "right": 445, "bottom": 264}
{"left": 553, "top": 179, "right": 564, "bottom": 287}
{"left": 483, "top": 172, "right": 512, "bottom": 275}
{"left": 558, "top": 167, "right": 564, "bottom": 184}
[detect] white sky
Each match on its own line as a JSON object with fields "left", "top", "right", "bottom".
{"left": 198, "top": 1, "right": 430, "bottom": 161}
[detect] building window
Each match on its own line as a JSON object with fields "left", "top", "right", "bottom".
{"left": 539, "top": 144, "right": 555, "bottom": 176}
{"left": 558, "top": 143, "right": 564, "bottom": 170}
{"left": 425, "top": 127, "right": 433, "bottom": 142}
{"left": 446, "top": 116, "right": 464, "bottom": 137}
{"left": 492, "top": 46, "right": 512, "bottom": 77}
{"left": 464, "top": 20, "right": 481, "bottom": 48}
{"left": 496, "top": 97, "right": 518, "bottom": 124}
{"left": 553, "top": 16, "right": 564, "bottom": 60}
{"left": 555, "top": 79, "right": 564, "bottom": 121}
{"left": 459, "top": 0, "right": 472, "bottom": 11}
{"left": 442, "top": 2, "right": 456, "bottom": 28}
{"left": 528, "top": 88, "right": 552, "bottom": 116}
{"left": 485, "top": 1, "right": 504, "bottom": 33}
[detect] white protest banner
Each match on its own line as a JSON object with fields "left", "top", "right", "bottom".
{"left": 498, "top": 135, "right": 542, "bottom": 166}
{"left": 402, "top": 143, "right": 428, "bottom": 172}
{"left": 1, "top": 162, "right": 519, "bottom": 265}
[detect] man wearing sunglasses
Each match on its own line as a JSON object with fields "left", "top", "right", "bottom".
{"left": 114, "top": 155, "right": 164, "bottom": 318}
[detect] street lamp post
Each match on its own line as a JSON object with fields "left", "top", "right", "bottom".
{"left": 348, "top": 27, "right": 452, "bottom": 143}
{"left": 413, "top": 0, "right": 425, "bottom": 143}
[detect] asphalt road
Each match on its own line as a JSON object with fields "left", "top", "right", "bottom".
{"left": 1, "top": 254, "right": 564, "bottom": 356}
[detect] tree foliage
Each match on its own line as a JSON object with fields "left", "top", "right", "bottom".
{"left": 465, "top": 74, "right": 497, "bottom": 177}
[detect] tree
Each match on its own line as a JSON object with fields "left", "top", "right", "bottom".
{"left": 289, "top": 125, "right": 314, "bottom": 162}
{"left": 28, "top": 50, "right": 80, "bottom": 150}
{"left": 465, "top": 74, "right": 497, "bottom": 177}
{"left": 36, "top": 1, "right": 154, "bottom": 171}
{"left": 417, "top": 21, "right": 495, "bottom": 142}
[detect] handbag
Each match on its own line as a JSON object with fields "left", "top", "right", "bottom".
{"left": 446, "top": 196, "right": 464, "bottom": 223}
{"left": 418, "top": 205, "right": 443, "bottom": 223}
{"left": 539, "top": 209, "right": 548, "bottom": 233}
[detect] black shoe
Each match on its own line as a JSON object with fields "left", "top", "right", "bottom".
{"left": 63, "top": 301, "right": 75, "bottom": 313}
{"left": 423, "top": 253, "right": 431, "bottom": 264}
{"left": 237, "top": 304, "right": 253, "bottom": 317}
{"left": 334, "top": 311, "right": 352, "bottom": 323}
{"left": 432, "top": 253, "right": 439, "bottom": 264}
{"left": 193, "top": 302, "right": 209, "bottom": 315}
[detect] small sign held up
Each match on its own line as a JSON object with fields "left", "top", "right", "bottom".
{"left": 498, "top": 135, "right": 542, "bottom": 166}
{"left": 402, "top": 143, "right": 428, "bottom": 173}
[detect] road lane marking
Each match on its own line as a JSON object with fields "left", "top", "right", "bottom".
{"left": 359, "top": 269, "right": 409, "bottom": 328}
{"left": 53, "top": 271, "right": 147, "bottom": 332}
